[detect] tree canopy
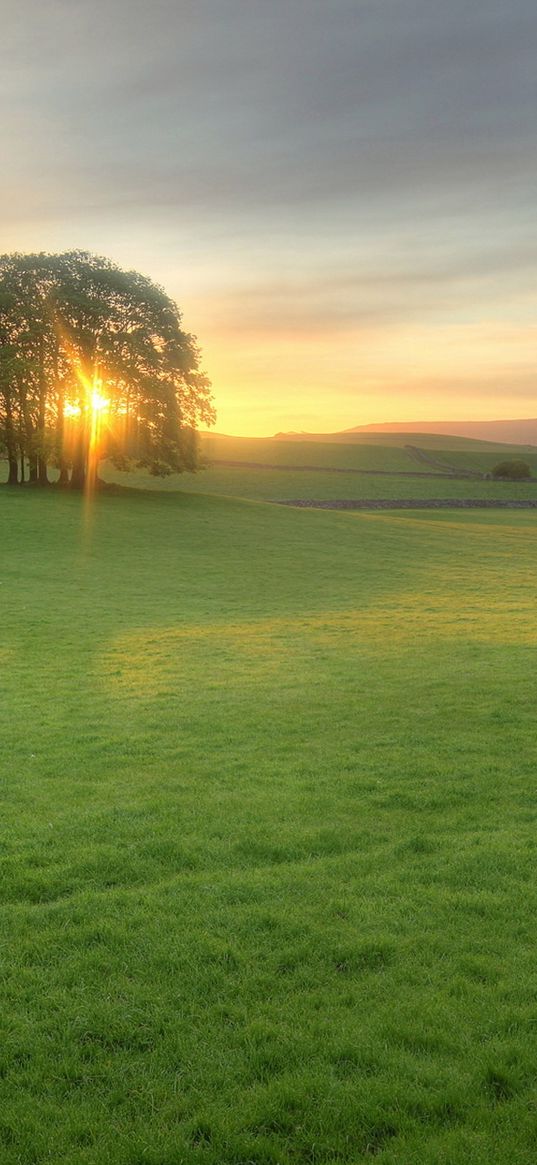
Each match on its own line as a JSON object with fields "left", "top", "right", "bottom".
{"left": 0, "top": 251, "right": 215, "bottom": 488}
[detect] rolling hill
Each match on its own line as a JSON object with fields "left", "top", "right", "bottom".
{"left": 275, "top": 418, "right": 537, "bottom": 446}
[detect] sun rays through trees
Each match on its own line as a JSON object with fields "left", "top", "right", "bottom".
{"left": 0, "top": 251, "right": 215, "bottom": 490}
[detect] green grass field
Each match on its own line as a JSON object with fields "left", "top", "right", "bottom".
{"left": 200, "top": 432, "right": 537, "bottom": 475}
{"left": 200, "top": 435, "right": 420, "bottom": 473}
{"left": 241, "top": 430, "right": 537, "bottom": 453}
{"left": 441, "top": 449, "right": 537, "bottom": 477}
{"left": 102, "top": 463, "right": 537, "bottom": 503}
{"left": 99, "top": 431, "right": 537, "bottom": 503}
{"left": 5, "top": 430, "right": 537, "bottom": 502}
{"left": 2, "top": 482, "right": 537, "bottom": 1164}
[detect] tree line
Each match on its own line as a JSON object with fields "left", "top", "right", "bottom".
{"left": 0, "top": 251, "right": 215, "bottom": 488}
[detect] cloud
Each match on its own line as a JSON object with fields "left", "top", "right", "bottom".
{"left": 197, "top": 238, "right": 537, "bottom": 338}
{"left": 3, "top": 0, "right": 537, "bottom": 221}
{"left": 2, "top": 0, "right": 537, "bottom": 428}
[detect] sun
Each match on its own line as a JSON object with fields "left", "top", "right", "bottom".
{"left": 90, "top": 390, "right": 109, "bottom": 413}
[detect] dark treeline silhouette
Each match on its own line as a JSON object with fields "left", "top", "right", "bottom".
{"left": 0, "top": 251, "right": 215, "bottom": 488}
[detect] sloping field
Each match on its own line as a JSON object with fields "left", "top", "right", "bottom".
{"left": 200, "top": 432, "right": 537, "bottom": 472}
{"left": 187, "top": 433, "right": 537, "bottom": 501}
{"left": 102, "top": 462, "right": 537, "bottom": 503}
{"left": 1, "top": 486, "right": 537, "bottom": 1164}
{"left": 200, "top": 435, "right": 422, "bottom": 473}
{"left": 4, "top": 430, "right": 537, "bottom": 498}
{"left": 443, "top": 449, "right": 537, "bottom": 477}
{"left": 267, "top": 430, "right": 537, "bottom": 453}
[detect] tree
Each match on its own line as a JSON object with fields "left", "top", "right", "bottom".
{"left": 0, "top": 251, "right": 215, "bottom": 488}
{"left": 491, "top": 460, "right": 532, "bottom": 481}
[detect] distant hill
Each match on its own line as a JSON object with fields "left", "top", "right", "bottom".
{"left": 341, "top": 419, "right": 537, "bottom": 445}
{"left": 205, "top": 420, "right": 537, "bottom": 450}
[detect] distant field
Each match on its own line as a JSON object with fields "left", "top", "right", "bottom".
{"left": 201, "top": 431, "right": 537, "bottom": 467}
{"left": 101, "top": 462, "right": 537, "bottom": 502}
{"left": 4, "top": 430, "right": 537, "bottom": 495}
{"left": 1, "top": 485, "right": 537, "bottom": 1164}
{"left": 243, "top": 430, "right": 537, "bottom": 453}
{"left": 201, "top": 435, "right": 423, "bottom": 473}
{"left": 200, "top": 432, "right": 537, "bottom": 484}
{"left": 444, "top": 449, "right": 537, "bottom": 476}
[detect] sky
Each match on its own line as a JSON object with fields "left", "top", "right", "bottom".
{"left": 2, "top": 0, "right": 537, "bottom": 436}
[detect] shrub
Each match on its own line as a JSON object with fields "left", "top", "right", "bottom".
{"left": 491, "top": 460, "right": 532, "bottom": 480}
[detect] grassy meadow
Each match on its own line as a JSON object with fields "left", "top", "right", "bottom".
{"left": 1, "top": 469, "right": 537, "bottom": 1164}
{"left": 105, "top": 463, "right": 537, "bottom": 503}
{"left": 100, "top": 431, "right": 537, "bottom": 504}
{"left": 200, "top": 431, "right": 537, "bottom": 474}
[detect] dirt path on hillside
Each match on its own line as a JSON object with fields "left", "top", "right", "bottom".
{"left": 403, "top": 445, "right": 479, "bottom": 475}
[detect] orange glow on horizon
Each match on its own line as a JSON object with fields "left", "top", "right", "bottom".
{"left": 194, "top": 317, "right": 537, "bottom": 437}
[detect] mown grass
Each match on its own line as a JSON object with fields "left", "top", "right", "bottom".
{"left": 1, "top": 485, "right": 537, "bottom": 1163}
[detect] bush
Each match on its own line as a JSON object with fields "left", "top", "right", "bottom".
{"left": 491, "top": 460, "right": 532, "bottom": 480}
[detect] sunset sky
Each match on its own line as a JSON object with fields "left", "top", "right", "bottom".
{"left": 3, "top": 1, "right": 536, "bottom": 436}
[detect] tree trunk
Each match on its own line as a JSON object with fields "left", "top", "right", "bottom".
{"left": 55, "top": 389, "right": 69, "bottom": 486}
{"left": 70, "top": 434, "right": 87, "bottom": 489}
{"left": 19, "top": 453, "right": 25, "bottom": 484}
{"left": 70, "top": 459, "right": 86, "bottom": 490}
{"left": 38, "top": 456, "right": 49, "bottom": 486}
{"left": 4, "top": 396, "right": 19, "bottom": 484}
{"left": 52, "top": 338, "right": 69, "bottom": 485}
{"left": 19, "top": 381, "right": 36, "bottom": 485}
{"left": 36, "top": 333, "right": 49, "bottom": 486}
{"left": 70, "top": 416, "right": 88, "bottom": 489}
